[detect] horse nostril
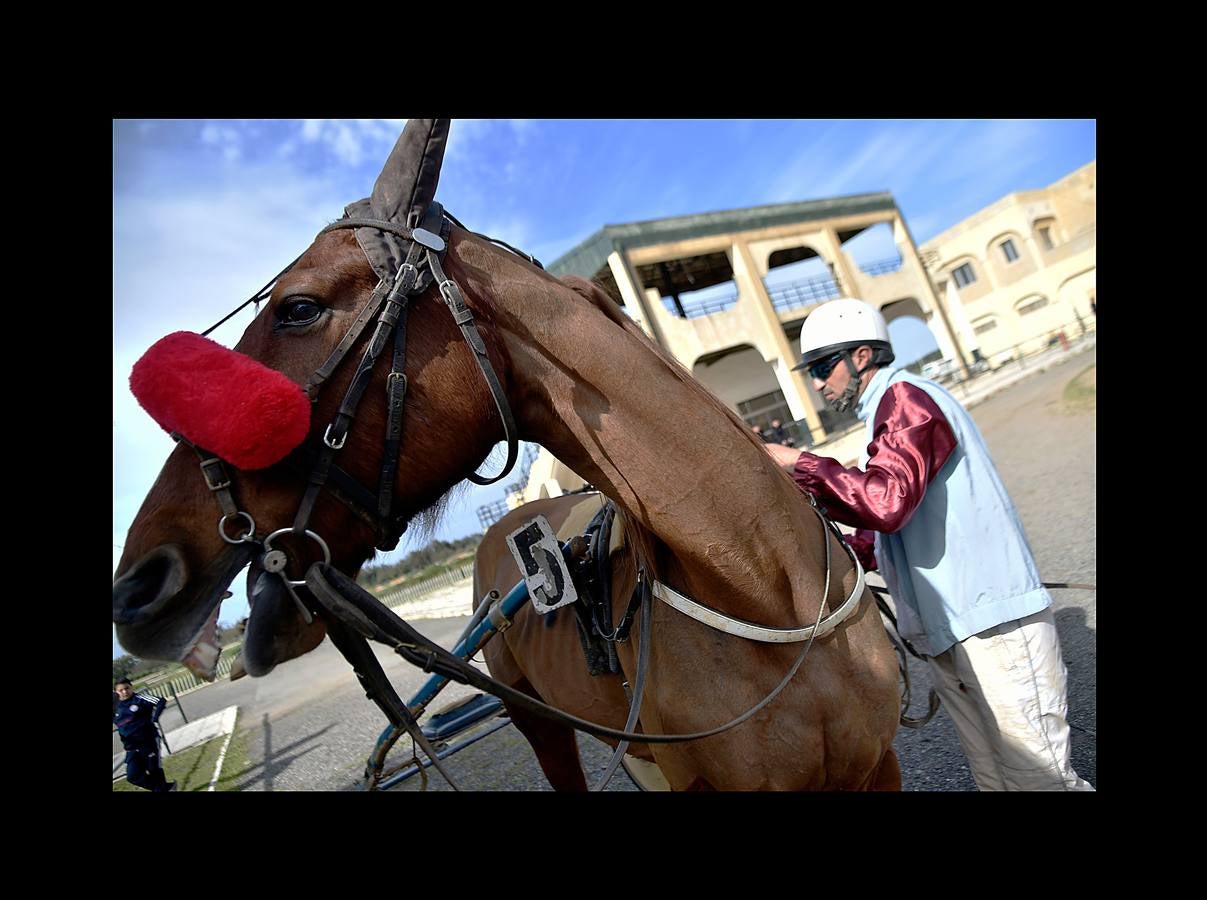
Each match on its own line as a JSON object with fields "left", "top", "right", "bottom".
{"left": 112, "top": 545, "right": 188, "bottom": 624}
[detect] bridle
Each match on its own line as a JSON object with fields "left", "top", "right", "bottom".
{"left": 177, "top": 203, "right": 529, "bottom": 607}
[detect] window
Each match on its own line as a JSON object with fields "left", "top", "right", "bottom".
{"left": 974, "top": 318, "right": 998, "bottom": 334}
{"left": 1037, "top": 226, "right": 1054, "bottom": 251}
{"left": 951, "top": 262, "right": 977, "bottom": 288}
{"left": 999, "top": 239, "right": 1019, "bottom": 263}
{"left": 1017, "top": 296, "right": 1049, "bottom": 316}
{"left": 737, "top": 390, "right": 792, "bottom": 430}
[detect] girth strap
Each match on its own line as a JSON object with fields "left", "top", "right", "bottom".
{"left": 591, "top": 571, "right": 652, "bottom": 791}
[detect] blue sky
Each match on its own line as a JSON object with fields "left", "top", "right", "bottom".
{"left": 113, "top": 118, "right": 1095, "bottom": 655}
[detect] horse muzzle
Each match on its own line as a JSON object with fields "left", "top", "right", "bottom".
{"left": 113, "top": 542, "right": 255, "bottom": 676}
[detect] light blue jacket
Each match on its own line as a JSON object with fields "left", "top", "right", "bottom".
{"left": 857, "top": 366, "right": 1050, "bottom": 656}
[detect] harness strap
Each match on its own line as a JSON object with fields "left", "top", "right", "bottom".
{"left": 304, "top": 555, "right": 836, "bottom": 745}
{"left": 591, "top": 571, "right": 652, "bottom": 791}
{"left": 648, "top": 507, "right": 865, "bottom": 643}
{"left": 326, "top": 249, "right": 421, "bottom": 446}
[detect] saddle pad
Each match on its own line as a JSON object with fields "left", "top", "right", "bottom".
{"left": 554, "top": 494, "right": 626, "bottom": 559}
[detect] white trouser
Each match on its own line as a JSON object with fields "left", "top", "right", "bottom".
{"left": 926, "top": 607, "right": 1093, "bottom": 791}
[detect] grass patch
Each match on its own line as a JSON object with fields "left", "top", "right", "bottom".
{"left": 1062, "top": 365, "right": 1096, "bottom": 413}
{"left": 114, "top": 725, "right": 250, "bottom": 792}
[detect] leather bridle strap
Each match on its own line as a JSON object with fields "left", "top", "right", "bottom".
{"left": 377, "top": 281, "right": 410, "bottom": 520}
{"left": 290, "top": 237, "right": 425, "bottom": 539}
{"left": 425, "top": 245, "right": 519, "bottom": 485}
{"left": 302, "top": 276, "right": 394, "bottom": 400}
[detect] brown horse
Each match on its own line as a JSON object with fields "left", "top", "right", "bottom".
{"left": 113, "top": 119, "right": 901, "bottom": 790}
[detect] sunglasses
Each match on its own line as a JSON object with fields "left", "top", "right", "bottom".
{"left": 807, "top": 352, "right": 845, "bottom": 381}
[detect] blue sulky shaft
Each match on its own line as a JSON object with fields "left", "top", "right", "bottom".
{"left": 410, "top": 578, "right": 530, "bottom": 712}
{"left": 362, "top": 573, "right": 537, "bottom": 788}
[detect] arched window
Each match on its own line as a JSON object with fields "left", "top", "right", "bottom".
{"left": 1016, "top": 295, "right": 1049, "bottom": 316}
{"left": 951, "top": 260, "right": 977, "bottom": 288}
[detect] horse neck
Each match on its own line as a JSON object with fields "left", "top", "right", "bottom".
{"left": 462, "top": 246, "right": 832, "bottom": 622}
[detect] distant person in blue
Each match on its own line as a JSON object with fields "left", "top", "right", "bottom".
{"left": 764, "top": 298, "right": 1092, "bottom": 791}
{"left": 113, "top": 676, "right": 176, "bottom": 792}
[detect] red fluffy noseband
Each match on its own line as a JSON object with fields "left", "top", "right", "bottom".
{"left": 130, "top": 331, "right": 311, "bottom": 470}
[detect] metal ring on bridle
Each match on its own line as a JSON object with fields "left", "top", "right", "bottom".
{"left": 263, "top": 528, "right": 332, "bottom": 586}
{"left": 219, "top": 512, "right": 256, "bottom": 544}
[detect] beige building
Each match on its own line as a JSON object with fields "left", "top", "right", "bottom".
{"left": 484, "top": 162, "right": 1096, "bottom": 515}
{"left": 919, "top": 160, "right": 1096, "bottom": 367}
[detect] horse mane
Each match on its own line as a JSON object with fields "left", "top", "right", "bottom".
{"left": 557, "top": 274, "right": 802, "bottom": 589}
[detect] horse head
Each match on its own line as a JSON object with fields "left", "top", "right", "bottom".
{"left": 113, "top": 119, "right": 516, "bottom": 679}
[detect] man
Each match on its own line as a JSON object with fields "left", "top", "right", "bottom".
{"left": 113, "top": 676, "right": 176, "bottom": 792}
{"left": 764, "top": 297, "right": 1092, "bottom": 791}
{"left": 766, "top": 418, "right": 794, "bottom": 447}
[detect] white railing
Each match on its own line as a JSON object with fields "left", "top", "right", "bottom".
{"left": 134, "top": 650, "right": 240, "bottom": 702}
{"left": 376, "top": 562, "right": 475, "bottom": 608}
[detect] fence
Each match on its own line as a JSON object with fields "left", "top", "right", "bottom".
{"left": 132, "top": 646, "right": 242, "bottom": 709}
{"left": 376, "top": 561, "right": 475, "bottom": 608}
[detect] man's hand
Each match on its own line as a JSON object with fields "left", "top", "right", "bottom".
{"left": 764, "top": 442, "right": 802, "bottom": 470}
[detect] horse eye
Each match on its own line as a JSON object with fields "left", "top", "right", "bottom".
{"left": 275, "top": 298, "right": 324, "bottom": 327}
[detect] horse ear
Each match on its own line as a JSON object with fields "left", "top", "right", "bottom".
{"left": 370, "top": 118, "right": 450, "bottom": 228}
{"left": 346, "top": 118, "right": 450, "bottom": 281}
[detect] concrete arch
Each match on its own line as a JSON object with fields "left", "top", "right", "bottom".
{"left": 880, "top": 296, "right": 961, "bottom": 366}
{"left": 690, "top": 344, "right": 781, "bottom": 412}
{"left": 1057, "top": 268, "right": 1096, "bottom": 323}
{"left": 1056, "top": 266, "right": 1096, "bottom": 294}
{"left": 878, "top": 295, "right": 926, "bottom": 323}
{"left": 766, "top": 242, "right": 830, "bottom": 272}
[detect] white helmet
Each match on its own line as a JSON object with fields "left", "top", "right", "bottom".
{"left": 792, "top": 298, "right": 894, "bottom": 371}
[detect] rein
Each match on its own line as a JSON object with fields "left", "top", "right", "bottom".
{"left": 301, "top": 491, "right": 860, "bottom": 751}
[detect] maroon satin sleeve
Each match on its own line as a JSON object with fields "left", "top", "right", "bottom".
{"left": 843, "top": 528, "right": 879, "bottom": 572}
{"left": 791, "top": 382, "right": 957, "bottom": 532}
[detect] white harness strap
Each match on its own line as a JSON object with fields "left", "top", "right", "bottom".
{"left": 650, "top": 538, "right": 866, "bottom": 644}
